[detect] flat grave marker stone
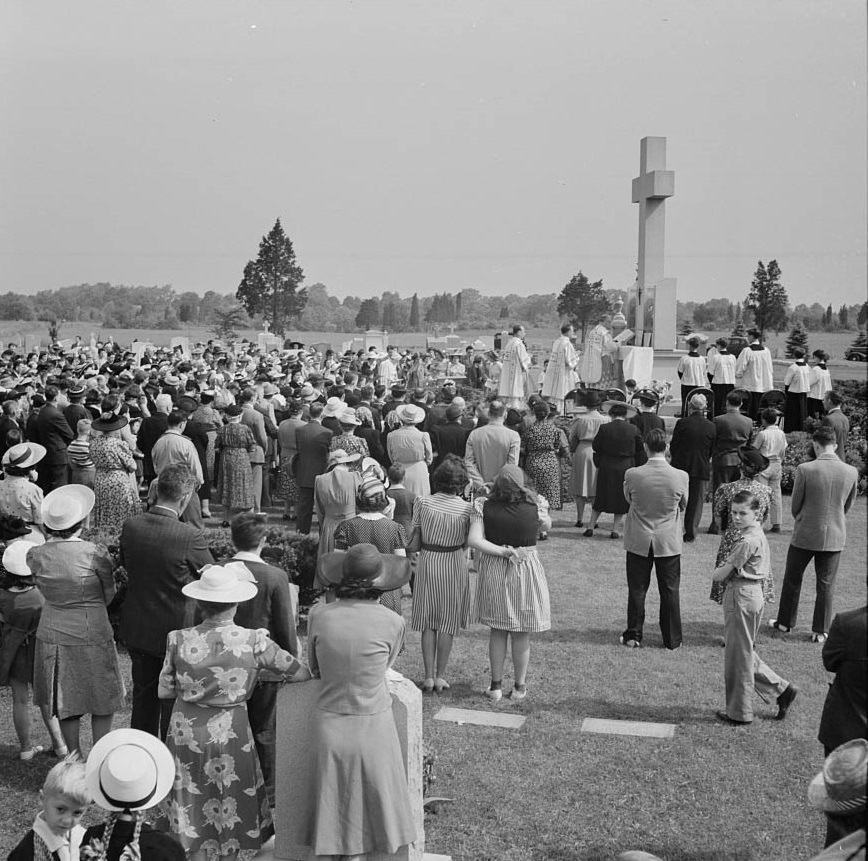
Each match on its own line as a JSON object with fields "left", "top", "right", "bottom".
{"left": 434, "top": 707, "right": 526, "bottom": 729}
{"left": 581, "top": 717, "right": 676, "bottom": 738}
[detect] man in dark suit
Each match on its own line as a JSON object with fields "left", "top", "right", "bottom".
{"left": 621, "top": 429, "right": 689, "bottom": 650}
{"left": 293, "top": 401, "right": 333, "bottom": 534}
{"left": 119, "top": 465, "right": 214, "bottom": 738}
{"left": 34, "top": 385, "right": 74, "bottom": 492}
{"left": 709, "top": 391, "right": 753, "bottom": 533}
{"left": 240, "top": 387, "right": 268, "bottom": 513}
{"left": 821, "top": 391, "right": 850, "bottom": 460}
{"left": 430, "top": 402, "right": 470, "bottom": 469}
{"left": 137, "top": 393, "right": 172, "bottom": 485}
{"left": 669, "top": 393, "right": 716, "bottom": 541}
{"left": 227, "top": 512, "right": 299, "bottom": 806}
{"left": 771, "top": 426, "right": 858, "bottom": 642}
{"left": 0, "top": 399, "right": 22, "bottom": 460}
{"left": 819, "top": 604, "right": 867, "bottom": 755}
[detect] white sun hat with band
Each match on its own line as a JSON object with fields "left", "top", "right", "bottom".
{"left": 41, "top": 485, "right": 95, "bottom": 531}
{"left": 86, "top": 728, "right": 175, "bottom": 812}
{"left": 182, "top": 562, "right": 257, "bottom": 604}
{"left": 2, "top": 442, "right": 46, "bottom": 469}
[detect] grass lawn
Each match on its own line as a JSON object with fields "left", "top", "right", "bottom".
{"left": 0, "top": 499, "right": 865, "bottom": 860}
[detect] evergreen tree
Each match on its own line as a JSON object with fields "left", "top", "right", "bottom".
{"left": 556, "top": 271, "right": 609, "bottom": 340}
{"left": 784, "top": 321, "right": 810, "bottom": 358}
{"left": 727, "top": 302, "right": 734, "bottom": 323}
{"left": 211, "top": 307, "right": 247, "bottom": 342}
{"left": 679, "top": 317, "right": 694, "bottom": 337}
{"left": 745, "top": 259, "right": 788, "bottom": 338}
{"left": 824, "top": 303, "right": 833, "bottom": 328}
{"left": 236, "top": 218, "right": 306, "bottom": 335}
{"left": 455, "top": 291, "right": 462, "bottom": 321}
{"left": 838, "top": 304, "right": 849, "bottom": 328}
{"left": 858, "top": 301, "right": 868, "bottom": 328}
{"left": 355, "top": 298, "right": 380, "bottom": 330}
{"left": 409, "top": 293, "right": 420, "bottom": 329}
{"left": 731, "top": 318, "right": 747, "bottom": 339}
{"left": 381, "top": 302, "right": 397, "bottom": 331}
{"left": 499, "top": 304, "right": 510, "bottom": 319}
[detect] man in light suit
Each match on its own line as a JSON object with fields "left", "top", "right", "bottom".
{"left": 621, "top": 429, "right": 689, "bottom": 650}
{"left": 771, "top": 426, "right": 858, "bottom": 642}
{"left": 240, "top": 387, "right": 268, "bottom": 513}
{"left": 293, "top": 401, "right": 333, "bottom": 534}
{"left": 464, "top": 400, "right": 520, "bottom": 491}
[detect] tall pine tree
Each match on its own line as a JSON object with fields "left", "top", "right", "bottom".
{"left": 556, "top": 271, "right": 609, "bottom": 340}
{"left": 784, "top": 321, "right": 810, "bottom": 358}
{"left": 409, "top": 293, "right": 420, "bottom": 330}
{"left": 745, "top": 259, "right": 788, "bottom": 338}
{"left": 236, "top": 218, "right": 306, "bottom": 335}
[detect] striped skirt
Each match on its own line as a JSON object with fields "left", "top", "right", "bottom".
{"left": 410, "top": 549, "right": 469, "bottom": 635}
{"left": 475, "top": 548, "right": 551, "bottom": 633}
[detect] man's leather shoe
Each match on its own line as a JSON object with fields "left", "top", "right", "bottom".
{"left": 716, "top": 709, "right": 751, "bottom": 725}
{"left": 776, "top": 684, "right": 798, "bottom": 720}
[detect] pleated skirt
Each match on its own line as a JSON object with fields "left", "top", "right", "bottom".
{"left": 475, "top": 549, "right": 551, "bottom": 633}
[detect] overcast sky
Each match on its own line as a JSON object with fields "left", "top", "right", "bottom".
{"left": 1, "top": 0, "right": 865, "bottom": 307}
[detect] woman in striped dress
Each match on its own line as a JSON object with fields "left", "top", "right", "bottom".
{"left": 469, "top": 465, "right": 551, "bottom": 702}
{"left": 407, "top": 455, "right": 472, "bottom": 694}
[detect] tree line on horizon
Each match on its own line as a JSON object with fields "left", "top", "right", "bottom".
{"left": 1, "top": 219, "right": 865, "bottom": 343}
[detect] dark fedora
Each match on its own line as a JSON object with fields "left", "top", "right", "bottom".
{"left": 318, "top": 544, "right": 411, "bottom": 593}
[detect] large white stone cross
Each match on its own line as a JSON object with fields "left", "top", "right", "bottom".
{"left": 632, "top": 136, "right": 675, "bottom": 341}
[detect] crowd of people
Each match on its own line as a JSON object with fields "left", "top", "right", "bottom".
{"left": 0, "top": 326, "right": 863, "bottom": 860}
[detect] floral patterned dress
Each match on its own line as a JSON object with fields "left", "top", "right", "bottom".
{"left": 90, "top": 434, "right": 141, "bottom": 533}
{"left": 709, "top": 478, "right": 774, "bottom": 605}
{"left": 156, "top": 621, "right": 303, "bottom": 861}
{"left": 523, "top": 419, "right": 568, "bottom": 509}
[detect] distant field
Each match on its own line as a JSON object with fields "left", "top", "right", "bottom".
{"left": 2, "top": 321, "right": 864, "bottom": 383}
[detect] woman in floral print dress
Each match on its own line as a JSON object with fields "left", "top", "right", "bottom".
{"left": 156, "top": 564, "right": 310, "bottom": 861}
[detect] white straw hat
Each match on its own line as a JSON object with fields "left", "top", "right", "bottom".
{"left": 41, "top": 485, "right": 95, "bottom": 531}
{"left": 2, "top": 541, "right": 33, "bottom": 578}
{"left": 395, "top": 403, "right": 426, "bottom": 425}
{"left": 181, "top": 563, "right": 257, "bottom": 604}
{"left": 86, "top": 729, "right": 175, "bottom": 812}
{"left": 2, "top": 443, "right": 47, "bottom": 469}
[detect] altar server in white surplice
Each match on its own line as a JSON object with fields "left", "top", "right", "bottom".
{"left": 498, "top": 325, "right": 531, "bottom": 409}
{"left": 542, "top": 324, "right": 579, "bottom": 410}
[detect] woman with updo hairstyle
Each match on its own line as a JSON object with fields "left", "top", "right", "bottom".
{"left": 522, "top": 398, "right": 569, "bottom": 511}
{"left": 469, "top": 464, "right": 551, "bottom": 701}
{"left": 90, "top": 398, "right": 141, "bottom": 533}
{"left": 333, "top": 475, "right": 408, "bottom": 616}
{"left": 407, "top": 454, "right": 472, "bottom": 693}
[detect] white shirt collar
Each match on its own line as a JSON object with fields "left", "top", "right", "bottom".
{"left": 233, "top": 549, "right": 263, "bottom": 564}
{"left": 32, "top": 813, "right": 85, "bottom": 861}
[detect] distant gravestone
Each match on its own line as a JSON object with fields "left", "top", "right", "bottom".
{"left": 581, "top": 718, "right": 675, "bottom": 739}
{"left": 170, "top": 336, "right": 190, "bottom": 357}
{"left": 434, "top": 707, "right": 526, "bottom": 730}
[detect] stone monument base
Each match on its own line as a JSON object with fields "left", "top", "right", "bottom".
{"left": 274, "top": 671, "right": 425, "bottom": 861}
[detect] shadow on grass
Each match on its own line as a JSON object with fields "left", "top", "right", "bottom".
{"left": 542, "top": 695, "right": 713, "bottom": 724}
{"left": 542, "top": 621, "right": 724, "bottom": 649}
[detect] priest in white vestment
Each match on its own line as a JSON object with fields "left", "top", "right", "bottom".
{"left": 542, "top": 323, "right": 579, "bottom": 409}
{"left": 498, "top": 325, "right": 531, "bottom": 409}
{"left": 578, "top": 322, "right": 615, "bottom": 386}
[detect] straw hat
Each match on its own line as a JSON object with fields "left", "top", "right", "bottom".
{"left": 339, "top": 407, "right": 361, "bottom": 426}
{"left": 298, "top": 383, "right": 318, "bottom": 401}
{"left": 86, "top": 729, "right": 175, "bottom": 813}
{"left": 808, "top": 739, "right": 867, "bottom": 814}
{"left": 395, "top": 403, "right": 426, "bottom": 425}
{"left": 2, "top": 442, "right": 46, "bottom": 469}
{"left": 181, "top": 563, "right": 257, "bottom": 604}
{"left": 2, "top": 541, "right": 33, "bottom": 578}
{"left": 327, "top": 448, "right": 361, "bottom": 470}
{"left": 318, "top": 544, "right": 411, "bottom": 593}
{"left": 323, "top": 397, "right": 344, "bottom": 417}
{"left": 42, "top": 485, "right": 95, "bottom": 531}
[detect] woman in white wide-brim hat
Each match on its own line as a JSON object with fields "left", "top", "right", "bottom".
{"left": 29, "top": 485, "right": 125, "bottom": 755}
{"left": 0, "top": 442, "right": 47, "bottom": 532}
{"left": 155, "top": 564, "right": 310, "bottom": 861}
{"left": 386, "top": 403, "right": 432, "bottom": 497}
{"left": 82, "top": 728, "right": 184, "bottom": 861}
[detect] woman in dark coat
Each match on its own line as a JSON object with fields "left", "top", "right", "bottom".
{"left": 587, "top": 401, "right": 642, "bottom": 538}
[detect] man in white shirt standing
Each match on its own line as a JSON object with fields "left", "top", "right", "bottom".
{"left": 707, "top": 337, "right": 737, "bottom": 416}
{"left": 735, "top": 328, "right": 774, "bottom": 419}
{"left": 676, "top": 337, "right": 708, "bottom": 416}
{"left": 542, "top": 323, "right": 579, "bottom": 413}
